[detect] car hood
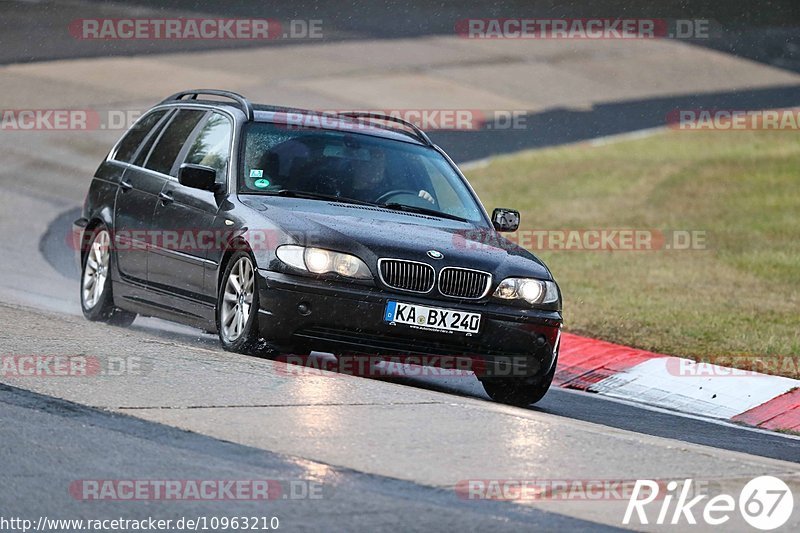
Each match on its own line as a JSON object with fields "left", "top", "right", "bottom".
{"left": 239, "top": 196, "right": 552, "bottom": 280}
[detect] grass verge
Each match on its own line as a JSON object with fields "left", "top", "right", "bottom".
{"left": 465, "top": 129, "right": 800, "bottom": 378}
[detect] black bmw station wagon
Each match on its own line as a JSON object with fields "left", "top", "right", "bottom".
{"left": 75, "top": 90, "right": 562, "bottom": 405}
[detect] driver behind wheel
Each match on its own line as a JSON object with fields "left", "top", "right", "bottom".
{"left": 349, "top": 148, "right": 434, "bottom": 204}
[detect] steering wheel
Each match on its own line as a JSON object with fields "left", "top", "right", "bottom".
{"left": 375, "top": 189, "right": 426, "bottom": 205}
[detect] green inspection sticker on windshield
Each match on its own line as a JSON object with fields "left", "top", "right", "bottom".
{"left": 253, "top": 178, "right": 270, "bottom": 188}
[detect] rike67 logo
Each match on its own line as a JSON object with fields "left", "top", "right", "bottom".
{"left": 624, "top": 476, "right": 794, "bottom": 530}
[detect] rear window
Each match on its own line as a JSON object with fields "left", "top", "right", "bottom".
{"left": 112, "top": 110, "right": 167, "bottom": 163}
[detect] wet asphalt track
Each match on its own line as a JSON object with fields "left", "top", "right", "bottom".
{"left": 2, "top": 383, "right": 623, "bottom": 532}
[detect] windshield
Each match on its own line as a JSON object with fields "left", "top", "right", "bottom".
{"left": 239, "top": 122, "right": 486, "bottom": 223}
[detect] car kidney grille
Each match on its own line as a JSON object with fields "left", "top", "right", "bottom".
{"left": 379, "top": 259, "right": 435, "bottom": 293}
{"left": 439, "top": 267, "right": 491, "bottom": 299}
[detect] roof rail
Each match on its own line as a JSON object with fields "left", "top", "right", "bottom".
{"left": 161, "top": 89, "right": 254, "bottom": 120}
{"left": 335, "top": 112, "right": 433, "bottom": 146}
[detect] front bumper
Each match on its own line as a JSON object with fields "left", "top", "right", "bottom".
{"left": 257, "top": 271, "right": 562, "bottom": 379}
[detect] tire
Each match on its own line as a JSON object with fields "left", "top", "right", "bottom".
{"left": 80, "top": 226, "right": 136, "bottom": 327}
{"left": 217, "top": 251, "right": 261, "bottom": 353}
{"left": 480, "top": 357, "right": 557, "bottom": 406}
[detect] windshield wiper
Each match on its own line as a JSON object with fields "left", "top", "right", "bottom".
{"left": 378, "top": 202, "right": 468, "bottom": 222}
{"left": 273, "top": 189, "right": 374, "bottom": 206}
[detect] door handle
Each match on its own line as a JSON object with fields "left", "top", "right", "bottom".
{"left": 159, "top": 191, "right": 174, "bottom": 205}
{"left": 120, "top": 180, "right": 133, "bottom": 192}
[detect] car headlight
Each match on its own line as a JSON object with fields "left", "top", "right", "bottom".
{"left": 493, "top": 278, "right": 559, "bottom": 305}
{"left": 276, "top": 245, "right": 372, "bottom": 280}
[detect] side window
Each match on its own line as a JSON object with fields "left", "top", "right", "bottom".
{"left": 183, "top": 113, "right": 233, "bottom": 184}
{"left": 133, "top": 110, "right": 174, "bottom": 168}
{"left": 420, "top": 157, "right": 474, "bottom": 219}
{"left": 112, "top": 110, "right": 167, "bottom": 163}
{"left": 144, "top": 109, "right": 206, "bottom": 176}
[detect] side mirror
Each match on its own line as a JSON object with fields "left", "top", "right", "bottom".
{"left": 492, "top": 208, "right": 520, "bottom": 232}
{"left": 178, "top": 163, "right": 220, "bottom": 192}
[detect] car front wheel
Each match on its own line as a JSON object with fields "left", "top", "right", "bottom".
{"left": 80, "top": 226, "right": 136, "bottom": 326}
{"left": 480, "top": 357, "right": 557, "bottom": 406}
{"left": 217, "top": 251, "right": 261, "bottom": 353}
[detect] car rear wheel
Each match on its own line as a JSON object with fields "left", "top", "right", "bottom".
{"left": 80, "top": 226, "right": 136, "bottom": 326}
{"left": 480, "top": 357, "right": 557, "bottom": 406}
{"left": 217, "top": 251, "right": 261, "bottom": 353}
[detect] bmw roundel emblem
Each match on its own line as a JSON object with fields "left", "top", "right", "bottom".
{"left": 427, "top": 250, "right": 444, "bottom": 260}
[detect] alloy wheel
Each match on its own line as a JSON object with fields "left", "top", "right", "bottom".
{"left": 220, "top": 256, "right": 255, "bottom": 342}
{"left": 82, "top": 229, "right": 110, "bottom": 309}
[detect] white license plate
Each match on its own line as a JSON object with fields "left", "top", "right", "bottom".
{"left": 384, "top": 301, "right": 481, "bottom": 334}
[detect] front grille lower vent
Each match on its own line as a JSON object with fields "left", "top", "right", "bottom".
{"left": 378, "top": 259, "right": 435, "bottom": 293}
{"left": 438, "top": 267, "right": 491, "bottom": 299}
